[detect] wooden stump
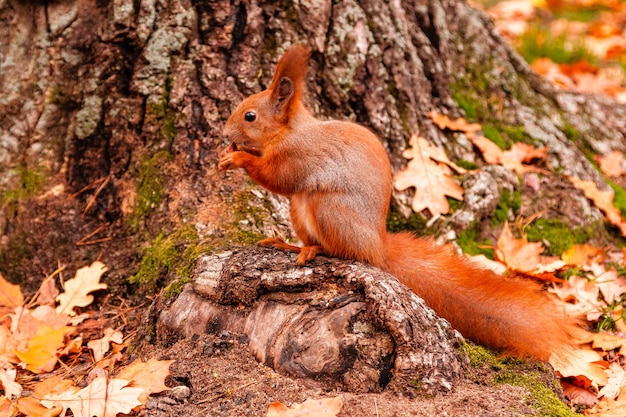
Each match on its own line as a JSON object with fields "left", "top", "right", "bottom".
{"left": 157, "top": 246, "right": 468, "bottom": 394}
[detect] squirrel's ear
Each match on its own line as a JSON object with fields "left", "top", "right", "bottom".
{"left": 271, "top": 77, "right": 294, "bottom": 113}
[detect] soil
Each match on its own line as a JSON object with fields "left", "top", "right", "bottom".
{"left": 139, "top": 333, "right": 537, "bottom": 417}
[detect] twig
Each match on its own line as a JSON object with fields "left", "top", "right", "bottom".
{"left": 67, "top": 176, "right": 108, "bottom": 200}
{"left": 76, "top": 223, "right": 110, "bottom": 246}
{"left": 82, "top": 174, "right": 111, "bottom": 218}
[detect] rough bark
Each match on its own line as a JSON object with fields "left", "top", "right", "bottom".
{"left": 157, "top": 246, "right": 466, "bottom": 394}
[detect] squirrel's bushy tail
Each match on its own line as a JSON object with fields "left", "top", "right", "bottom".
{"left": 381, "top": 232, "right": 582, "bottom": 360}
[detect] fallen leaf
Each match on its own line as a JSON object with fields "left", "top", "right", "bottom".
{"left": 0, "top": 274, "right": 23, "bottom": 315}
{"left": 428, "top": 111, "right": 482, "bottom": 134}
{"left": 550, "top": 347, "right": 608, "bottom": 387}
{"left": 87, "top": 328, "right": 123, "bottom": 362}
{"left": 495, "top": 222, "right": 545, "bottom": 273}
{"left": 56, "top": 262, "right": 108, "bottom": 316}
{"left": 17, "top": 396, "right": 62, "bottom": 417}
{"left": 596, "top": 151, "right": 626, "bottom": 178}
{"left": 14, "top": 325, "right": 75, "bottom": 374}
{"left": 41, "top": 377, "right": 143, "bottom": 417}
{"left": 266, "top": 396, "right": 343, "bottom": 417}
{"left": 561, "top": 381, "right": 599, "bottom": 406}
{"left": 568, "top": 176, "right": 626, "bottom": 237}
{"left": 0, "top": 395, "right": 16, "bottom": 417}
{"left": 116, "top": 358, "right": 174, "bottom": 401}
{"left": 393, "top": 133, "right": 464, "bottom": 216}
{"left": 598, "top": 362, "right": 626, "bottom": 400}
{"left": 0, "top": 368, "right": 21, "bottom": 399}
{"left": 549, "top": 275, "right": 603, "bottom": 320}
{"left": 561, "top": 244, "right": 606, "bottom": 267}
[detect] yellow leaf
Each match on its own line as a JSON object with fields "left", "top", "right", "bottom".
{"left": 14, "top": 326, "right": 75, "bottom": 374}
{"left": 266, "top": 396, "right": 343, "bottom": 417}
{"left": 393, "top": 134, "right": 464, "bottom": 216}
{"left": 561, "top": 244, "right": 606, "bottom": 267}
{"left": 56, "top": 262, "right": 108, "bottom": 316}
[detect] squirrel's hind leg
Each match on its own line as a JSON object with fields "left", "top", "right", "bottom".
{"left": 258, "top": 237, "right": 324, "bottom": 264}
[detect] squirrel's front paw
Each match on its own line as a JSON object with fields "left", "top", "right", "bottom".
{"left": 218, "top": 152, "right": 238, "bottom": 170}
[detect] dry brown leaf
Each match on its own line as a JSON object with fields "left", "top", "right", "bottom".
{"left": 40, "top": 377, "right": 143, "bottom": 417}
{"left": 550, "top": 347, "right": 608, "bottom": 387}
{"left": 468, "top": 135, "right": 550, "bottom": 175}
{"left": 596, "top": 151, "right": 626, "bottom": 178}
{"left": 561, "top": 244, "right": 606, "bottom": 267}
{"left": 393, "top": 134, "right": 464, "bottom": 216}
{"left": 495, "top": 222, "right": 554, "bottom": 273}
{"left": 428, "top": 111, "right": 482, "bottom": 133}
{"left": 466, "top": 134, "right": 503, "bottom": 164}
{"left": 561, "top": 381, "right": 599, "bottom": 406}
{"left": 116, "top": 358, "right": 174, "bottom": 401}
{"left": 568, "top": 176, "right": 626, "bottom": 237}
{"left": 549, "top": 275, "right": 603, "bottom": 320}
{"left": 0, "top": 395, "right": 16, "bottom": 417}
{"left": 87, "top": 328, "right": 123, "bottom": 362}
{"left": 266, "top": 396, "right": 344, "bottom": 417}
{"left": 590, "top": 332, "right": 626, "bottom": 352}
{"left": 0, "top": 274, "right": 23, "bottom": 314}
{"left": 0, "top": 368, "right": 21, "bottom": 399}
{"left": 598, "top": 362, "right": 626, "bottom": 400}
{"left": 56, "top": 262, "right": 108, "bottom": 316}
{"left": 17, "top": 396, "right": 62, "bottom": 417}
{"left": 595, "top": 269, "right": 626, "bottom": 304}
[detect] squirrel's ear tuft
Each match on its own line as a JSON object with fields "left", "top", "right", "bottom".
{"left": 269, "top": 45, "right": 311, "bottom": 113}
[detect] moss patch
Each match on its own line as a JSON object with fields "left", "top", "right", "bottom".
{"left": 1, "top": 165, "right": 46, "bottom": 205}
{"left": 525, "top": 218, "right": 596, "bottom": 256}
{"left": 386, "top": 206, "right": 429, "bottom": 235}
{"left": 127, "top": 151, "right": 171, "bottom": 231}
{"left": 492, "top": 189, "right": 522, "bottom": 225}
{"left": 607, "top": 180, "right": 626, "bottom": 218}
{"left": 129, "top": 225, "right": 210, "bottom": 293}
{"left": 516, "top": 24, "right": 596, "bottom": 65}
{"left": 457, "top": 223, "right": 494, "bottom": 259}
{"left": 494, "top": 368, "right": 581, "bottom": 417}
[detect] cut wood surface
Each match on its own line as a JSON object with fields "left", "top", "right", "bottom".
{"left": 158, "top": 247, "right": 467, "bottom": 394}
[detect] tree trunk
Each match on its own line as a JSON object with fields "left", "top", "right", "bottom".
{"left": 1, "top": 0, "right": 624, "bottom": 396}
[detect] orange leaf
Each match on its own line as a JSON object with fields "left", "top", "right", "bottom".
{"left": 393, "top": 134, "right": 464, "bottom": 216}
{"left": 561, "top": 244, "right": 606, "bottom": 267}
{"left": 596, "top": 151, "right": 626, "bottom": 178}
{"left": 17, "top": 396, "right": 62, "bottom": 417}
{"left": 0, "top": 395, "right": 17, "bottom": 417}
{"left": 495, "top": 222, "right": 545, "bottom": 273}
{"left": 87, "top": 328, "right": 123, "bottom": 362}
{"left": 550, "top": 347, "right": 608, "bottom": 387}
{"left": 568, "top": 176, "right": 626, "bottom": 237}
{"left": 116, "top": 358, "right": 174, "bottom": 401}
{"left": 0, "top": 368, "right": 21, "bottom": 399}
{"left": 56, "top": 262, "right": 108, "bottom": 316}
{"left": 266, "top": 396, "right": 343, "bottom": 417}
{"left": 428, "top": 111, "right": 481, "bottom": 134}
{"left": 0, "top": 274, "right": 23, "bottom": 312}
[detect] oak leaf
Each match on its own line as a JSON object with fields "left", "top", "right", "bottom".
{"left": 87, "top": 328, "right": 123, "bottom": 362}
{"left": 468, "top": 135, "right": 549, "bottom": 175}
{"left": 495, "top": 222, "right": 563, "bottom": 273}
{"left": 428, "top": 111, "right": 481, "bottom": 134}
{"left": 16, "top": 396, "right": 62, "bottom": 417}
{"left": 393, "top": 134, "right": 464, "bottom": 216}
{"left": 266, "top": 396, "right": 343, "bottom": 417}
{"left": 41, "top": 377, "right": 143, "bottom": 417}
{"left": 598, "top": 362, "right": 626, "bottom": 401}
{"left": 116, "top": 358, "right": 174, "bottom": 401}
{"left": 56, "top": 262, "right": 108, "bottom": 316}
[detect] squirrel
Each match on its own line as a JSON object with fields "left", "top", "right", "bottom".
{"left": 219, "top": 45, "right": 581, "bottom": 361}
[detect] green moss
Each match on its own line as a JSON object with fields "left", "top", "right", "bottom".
{"left": 386, "top": 206, "right": 429, "bottom": 234}
{"left": 495, "top": 369, "right": 581, "bottom": 417}
{"left": 517, "top": 24, "right": 596, "bottom": 65}
{"left": 563, "top": 121, "right": 581, "bottom": 142}
{"left": 482, "top": 125, "right": 507, "bottom": 150}
{"left": 525, "top": 218, "right": 595, "bottom": 256}
{"left": 607, "top": 180, "right": 626, "bottom": 218}
{"left": 146, "top": 75, "right": 177, "bottom": 145}
{"left": 226, "top": 191, "right": 270, "bottom": 244}
{"left": 0, "top": 165, "right": 46, "bottom": 205}
{"left": 492, "top": 189, "right": 521, "bottom": 225}
{"left": 127, "top": 151, "right": 171, "bottom": 231}
{"left": 457, "top": 223, "right": 494, "bottom": 259}
{"left": 453, "top": 91, "right": 478, "bottom": 120}
{"left": 459, "top": 341, "right": 500, "bottom": 368}
{"left": 129, "top": 225, "right": 210, "bottom": 288}
{"left": 456, "top": 159, "right": 479, "bottom": 170}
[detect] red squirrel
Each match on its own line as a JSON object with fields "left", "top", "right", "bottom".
{"left": 219, "top": 45, "right": 581, "bottom": 361}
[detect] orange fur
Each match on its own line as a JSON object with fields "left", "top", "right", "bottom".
{"left": 219, "top": 45, "right": 581, "bottom": 360}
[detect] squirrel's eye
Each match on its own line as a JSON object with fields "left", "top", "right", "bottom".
{"left": 244, "top": 111, "right": 256, "bottom": 122}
